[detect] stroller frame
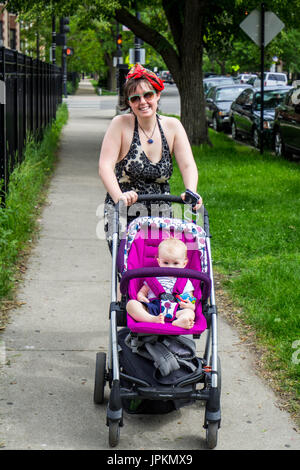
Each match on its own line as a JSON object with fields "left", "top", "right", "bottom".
{"left": 94, "top": 194, "right": 221, "bottom": 449}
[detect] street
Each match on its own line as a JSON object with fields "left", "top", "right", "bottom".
{"left": 0, "top": 80, "right": 299, "bottom": 451}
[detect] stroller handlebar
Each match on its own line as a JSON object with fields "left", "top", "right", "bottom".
{"left": 114, "top": 194, "right": 211, "bottom": 237}
{"left": 137, "top": 194, "right": 183, "bottom": 204}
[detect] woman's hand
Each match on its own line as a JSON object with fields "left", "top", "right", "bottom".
{"left": 119, "top": 191, "right": 138, "bottom": 206}
{"left": 181, "top": 192, "right": 203, "bottom": 211}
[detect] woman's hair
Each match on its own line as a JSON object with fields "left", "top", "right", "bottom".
{"left": 120, "top": 64, "right": 164, "bottom": 111}
{"left": 121, "top": 77, "right": 154, "bottom": 111}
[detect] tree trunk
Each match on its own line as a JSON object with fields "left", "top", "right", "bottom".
{"left": 115, "top": 1, "right": 210, "bottom": 145}
{"left": 176, "top": 44, "right": 208, "bottom": 146}
{"left": 104, "top": 53, "right": 117, "bottom": 91}
{"left": 171, "top": 0, "right": 209, "bottom": 145}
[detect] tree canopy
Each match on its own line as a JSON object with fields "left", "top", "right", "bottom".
{"left": 4, "top": 0, "right": 300, "bottom": 144}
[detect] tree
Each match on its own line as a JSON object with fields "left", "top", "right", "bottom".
{"left": 5, "top": 0, "right": 300, "bottom": 144}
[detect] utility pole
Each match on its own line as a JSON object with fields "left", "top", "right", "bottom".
{"left": 58, "top": 17, "right": 70, "bottom": 97}
{"left": 134, "top": 11, "right": 141, "bottom": 63}
{"left": 51, "top": 16, "right": 56, "bottom": 64}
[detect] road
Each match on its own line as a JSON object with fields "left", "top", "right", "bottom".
{"left": 159, "top": 83, "right": 180, "bottom": 115}
{"left": 0, "top": 80, "right": 299, "bottom": 452}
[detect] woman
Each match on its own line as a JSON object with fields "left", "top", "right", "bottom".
{"left": 98, "top": 64, "right": 202, "bottom": 246}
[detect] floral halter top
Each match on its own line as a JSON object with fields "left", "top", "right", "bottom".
{"left": 104, "top": 114, "right": 173, "bottom": 242}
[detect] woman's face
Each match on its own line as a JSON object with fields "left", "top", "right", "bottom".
{"left": 128, "top": 80, "right": 161, "bottom": 118}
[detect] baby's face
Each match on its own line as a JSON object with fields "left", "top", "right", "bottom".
{"left": 157, "top": 249, "right": 188, "bottom": 269}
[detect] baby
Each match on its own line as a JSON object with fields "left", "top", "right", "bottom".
{"left": 126, "top": 238, "right": 196, "bottom": 329}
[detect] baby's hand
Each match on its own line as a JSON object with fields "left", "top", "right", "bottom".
{"left": 137, "top": 293, "right": 149, "bottom": 303}
{"left": 179, "top": 300, "right": 196, "bottom": 311}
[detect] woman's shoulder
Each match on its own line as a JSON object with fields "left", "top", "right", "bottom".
{"left": 158, "top": 114, "right": 184, "bottom": 138}
{"left": 159, "top": 114, "right": 182, "bottom": 129}
{"left": 108, "top": 113, "right": 135, "bottom": 134}
{"left": 111, "top": 112, "right": 134, "bottom": 125}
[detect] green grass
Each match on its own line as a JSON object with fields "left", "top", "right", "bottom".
{"left": 170, "top": 129, "right": 300, "bottom": 420}
{"left": 0, "top": 103, "right": 68, "bottom": 301}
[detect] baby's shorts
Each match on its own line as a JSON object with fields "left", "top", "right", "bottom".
{"left": 142, "top": 299, "right": 161, "bottom": 316}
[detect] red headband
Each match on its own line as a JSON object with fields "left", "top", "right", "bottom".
{"left": 126, "top": 63, "right": 165, "bottom": 92}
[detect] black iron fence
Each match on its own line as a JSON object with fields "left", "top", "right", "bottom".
{"left": 0, "top": 47, "right": 62, "bottom": 194}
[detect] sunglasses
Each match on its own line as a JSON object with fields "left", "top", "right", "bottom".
{"left": 128, "top": 90, "right": 156, "bottom": 104}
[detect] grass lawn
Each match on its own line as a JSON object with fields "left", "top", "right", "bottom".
{"left": 0, "top": 103, "right": 68, "bottom": 303}
{"left": 170, "top": 129, "right": 300, "bottom": 421}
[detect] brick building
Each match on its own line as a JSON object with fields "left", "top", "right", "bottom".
{"left": 0, "top": 5, "right": 20, "bottom": 50}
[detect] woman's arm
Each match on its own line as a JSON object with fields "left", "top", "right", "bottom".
{"left": 171, "top": 119, "right": 202, "bottom": 210}
{"left": 98, "top": 116, "right": 138, "bottom": 206}
{"left": 98, "top": 116, "right": 123, "bottom": 203}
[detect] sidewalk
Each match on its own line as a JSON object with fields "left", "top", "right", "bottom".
{"left": 0, "top": 80, "right": 299, "bottom": 450}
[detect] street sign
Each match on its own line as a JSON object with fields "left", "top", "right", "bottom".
{"left": 240, "top": 5, "right": 285, "bottom": 155}
{"left": 113, "top": 57, "right": 123, "bottom": 66}
{"left": 129, "top": 48, "right": 145, "bottom": 65}
{"left": 240, "top": 9, "right": 284, "bottom": 46}
{"left": 0, "top": 80, "right": 5, "bottom": 104}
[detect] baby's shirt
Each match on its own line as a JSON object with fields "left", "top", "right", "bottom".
{"left": 145, "top": 277, "right": 194, "bottom": 300}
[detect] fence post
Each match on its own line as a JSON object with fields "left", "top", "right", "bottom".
{"left": 0, "top": 46, "right": 7, "bottom": 195}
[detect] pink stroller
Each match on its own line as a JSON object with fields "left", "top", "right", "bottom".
{"left": 93, "top": 194, "right": 221, "bottom": 449}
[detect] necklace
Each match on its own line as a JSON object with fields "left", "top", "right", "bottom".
{"left": 138, "top": 120, "right": 157, "bottom": 144}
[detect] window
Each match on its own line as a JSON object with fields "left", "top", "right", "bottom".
{"left": 0, "top": 21, "right": 3, "bottom": 46}
{"left": 10, "top": 29, "right": 16, "bottom": 50}
{"left": 236, "top": 89, "right": 253, "bottom": 106}
{"left": 216, "top": 87, "right": 247, "bottom": 102}
{"left": 206, "top": 87, "right": 215, "bottom": 100}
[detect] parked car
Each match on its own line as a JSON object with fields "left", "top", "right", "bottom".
{"left": 273, "top": 87, "right": 300, "bottom": 159}
{"left": 160, "top": 71, "right": 174, "bottom": 84}
{"left": 205, "top": 84, "right": 252, "bottom": 131}
{"left": 263, "top": 72, "right": 288, "bottom": 86}
{"left": 246, "top": 76, "right": 260, "bottom": 86}
{"left": 230, "top": 86, "right": 292, "bottom": 148}
{"left": 203, "top": 76, "right": 235, "bottom": 95}
{"left": 237, "top": 73, "right": 257, "bottom": 83}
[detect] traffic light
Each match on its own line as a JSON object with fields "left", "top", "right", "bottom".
{"left": 117, "top": 33, "right": 122, "bottom": 47}
{"left": 60, "top": 17, "right": 70, "bottom": 35}
{"left": 63, "top": 46, "right": 74, "bottom": 57}
{"left": 56, "top": 17, "right": 70, "bottom": 46}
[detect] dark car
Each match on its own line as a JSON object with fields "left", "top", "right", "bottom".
{"left": 273, "top": 87, "right": 300, "bottom": 159}
{"left": 205, "top": 84, "right": 252, "bottom": 131}
{"left": 203, "top": 76, "right": 235, "bottom": 95}
{"left": 229, "top": 86, "right": 292, "bottom": 148}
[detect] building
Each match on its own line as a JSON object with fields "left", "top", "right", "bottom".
{"left": 0, "top": 4, "right": 20, "bottom": 50}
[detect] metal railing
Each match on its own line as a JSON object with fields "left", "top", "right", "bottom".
{"left": 0, "top": 47, "right": 62, "bottom": 194}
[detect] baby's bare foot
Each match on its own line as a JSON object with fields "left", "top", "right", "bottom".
{"left": 172, "top": 316, "right": 194, "bottom": 329}
{"left": 154, "top": 313, "right": 165, "bottom": 324}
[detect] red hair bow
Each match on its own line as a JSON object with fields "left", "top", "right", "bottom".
{"left": 126, "top": 63, "right": 165, "bottom": 92}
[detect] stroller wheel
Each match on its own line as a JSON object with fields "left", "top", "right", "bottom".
{"left": 109, "top": 420, "right": 120, "bottom": 447}
{"left": 93, "top": 351, "right": 106, "bottom": 404}
{"left": 206, "top": 421, "right": 218, "bottom": 449}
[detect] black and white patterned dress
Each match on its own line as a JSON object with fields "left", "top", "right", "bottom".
{"left": 104, "top": 114, "right": 173, "bottom": 244}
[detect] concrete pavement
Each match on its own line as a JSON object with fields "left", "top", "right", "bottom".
{"left": 0, "top": 79, "right": 299, "bottom": 451}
